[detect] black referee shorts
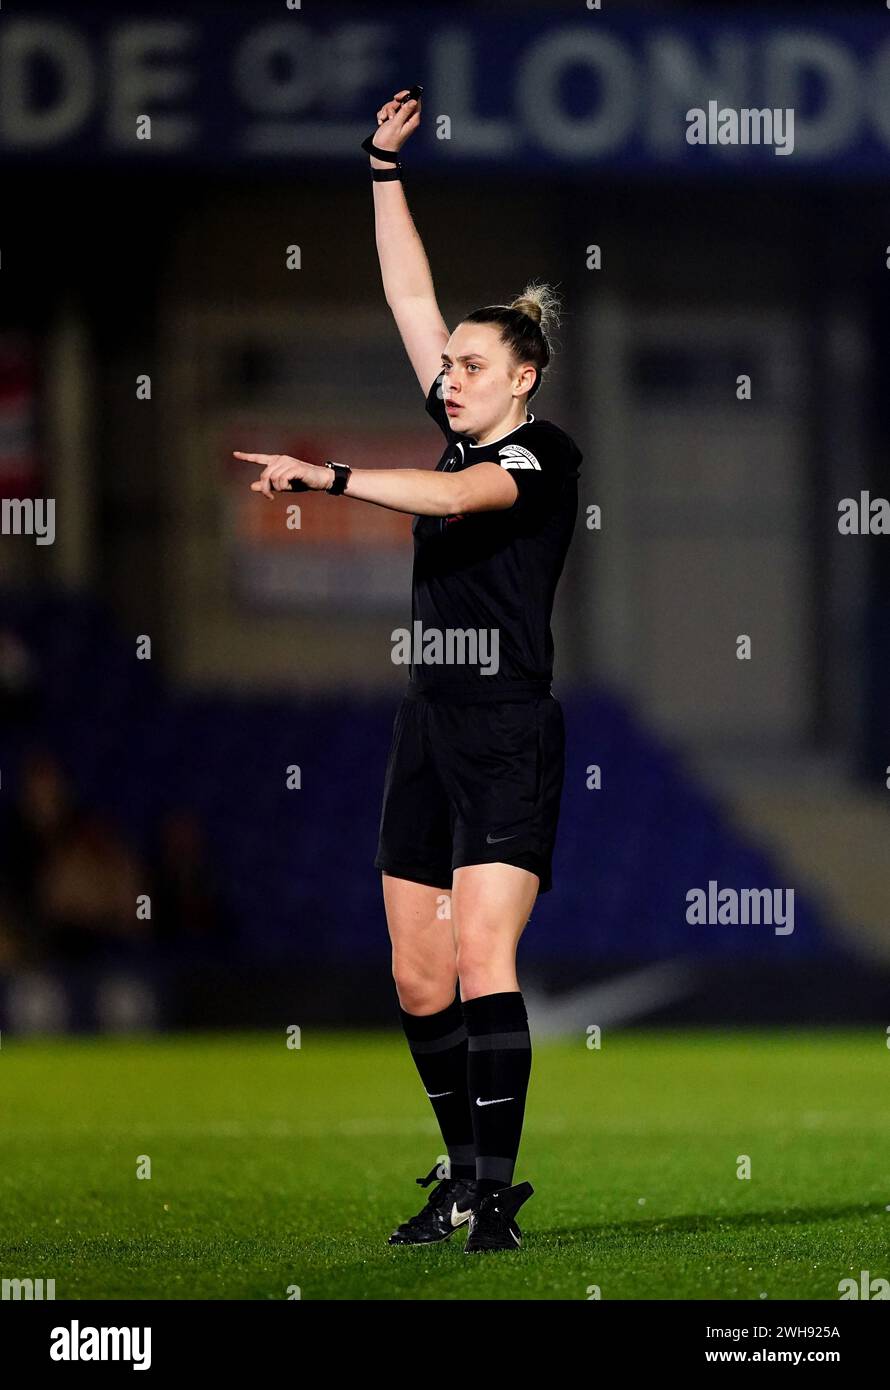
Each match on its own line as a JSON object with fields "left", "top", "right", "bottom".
{"left": 374, "top": 681, "right": 566, "bottom": 894}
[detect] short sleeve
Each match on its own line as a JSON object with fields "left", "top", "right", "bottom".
{"left": 494, "top": 427, "right": 580, "bottom": 516}
{"left": 424, "top": 370, "right": 453, "bottom": 440}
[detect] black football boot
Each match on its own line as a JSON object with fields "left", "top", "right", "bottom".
{"left": 463, "top": 1181, "right": 534, "bottom": 1253}
{"left": 387, "top": 1164, "right": 478, "bottom": 1245}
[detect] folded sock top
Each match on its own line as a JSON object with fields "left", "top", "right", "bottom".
{"left": 398, "top": 989, "right": 464, "bottom": 1042}
{"left": 460, "top": 990, "right": 528, "bottom": 1034}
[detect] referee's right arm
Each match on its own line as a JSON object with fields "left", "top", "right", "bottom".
{"left": 371, "top": 90, "right": 450, "bottom": 394}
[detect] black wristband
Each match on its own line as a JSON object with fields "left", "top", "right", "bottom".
{"left": 286, "top": 463, "right": 350, "bottom": 494}
{"left": 324, "top": 460, "right": 352, "bottom": 495}
{"left": 371, "top": 167, "right": 402, "bottom": 182}
{"left": 361, "top": 133, "right": 401, "bottom": 163}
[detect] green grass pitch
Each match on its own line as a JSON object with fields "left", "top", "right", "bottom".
{"left": 0, "top": 1028, "right": 886, "bottom": 1300}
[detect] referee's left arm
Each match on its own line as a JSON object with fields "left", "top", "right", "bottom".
{"left": 344, "top": 462, "right": 517, "bottom": 516}
{"left": 235, "top": 451, "right": 518, "bottom": 516}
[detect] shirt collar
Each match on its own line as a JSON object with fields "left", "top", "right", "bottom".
{"left": 467, "top": 412, "right": 534, "bottom": 448}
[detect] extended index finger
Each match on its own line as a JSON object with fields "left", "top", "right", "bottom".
{"left": 233, "top": 452, "right": 273, "bottom": 467}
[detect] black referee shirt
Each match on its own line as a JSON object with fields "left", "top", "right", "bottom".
{"left": 406, "top": 370, "right": 582, "bottom": 700}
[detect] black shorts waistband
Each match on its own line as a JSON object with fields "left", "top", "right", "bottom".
{"left": 405, "top": 678, "right": 552, "bottom": 704}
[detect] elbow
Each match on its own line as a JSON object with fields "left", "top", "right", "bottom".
{"left": 450, "top": 472, "right": 518, "bottom": 516}
{"left": 448, "top": 477, "right": 471, "bottom": 517}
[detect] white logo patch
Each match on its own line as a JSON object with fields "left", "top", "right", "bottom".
{"left": 498, "top": 444, "right": 541, "bottom": 471}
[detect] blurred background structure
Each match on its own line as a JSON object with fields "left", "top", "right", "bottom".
{"left": 2, "top": 0, "right": 890, "bottom": 1032}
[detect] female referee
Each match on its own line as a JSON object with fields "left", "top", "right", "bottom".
{"left": 234, "top": 87, "right": 582, "bottom": 1254}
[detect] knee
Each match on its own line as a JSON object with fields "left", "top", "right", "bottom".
{"left": 392, "top": 960, "right": 457, "bottom": 1015}
{"left": 456, "top": 938, "right": 515, "bottom": 1000}
{"left": 455, "top": 943, "right": 492, "bottom": 999}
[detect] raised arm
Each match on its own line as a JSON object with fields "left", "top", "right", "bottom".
{"left": 233, "top": 91, "right": 528, "bottom": 518}
{"left": 370, "top": 89, "right": 450, "bottom": 394}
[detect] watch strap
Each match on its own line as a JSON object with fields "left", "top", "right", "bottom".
{"left": 361, "top": 134, "right": 401, "bottom": 163}
{"left": 324, "top": 460, "right": 352, "bottom": 495}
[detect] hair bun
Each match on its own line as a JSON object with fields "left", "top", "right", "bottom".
{"left": 511, "top": 297, "right": 542, "bottom": 326}
{"left": 508, "top": 281, "right": 561, "bottom": 339}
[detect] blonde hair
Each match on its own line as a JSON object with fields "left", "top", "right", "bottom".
{"left": 508, "top": 281, "right": 562, "bottom": 339}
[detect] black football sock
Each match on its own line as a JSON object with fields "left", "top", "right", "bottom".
{"left": 398, "top": 988, "right": 476, "bottom": 1181}
{"left": 461, "top": 990, "right": 532, "bottom": 1198}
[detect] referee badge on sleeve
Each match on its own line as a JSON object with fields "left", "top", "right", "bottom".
{"left": 498, "top": 445, "right": 541, "bottom": 471}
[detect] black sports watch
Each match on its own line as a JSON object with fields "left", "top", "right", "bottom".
{"left": 324, "top": 460, "right": 352, "bottom": 495}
